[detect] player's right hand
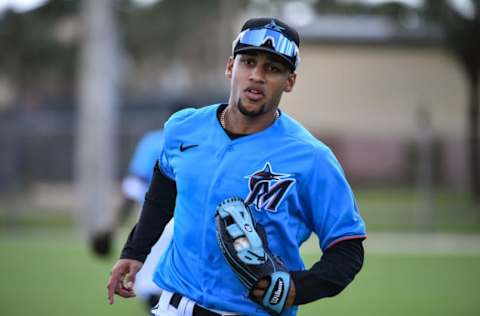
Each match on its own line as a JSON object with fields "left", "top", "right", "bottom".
{"left": 107, "top": 259, "right": 143, "bottom": 304}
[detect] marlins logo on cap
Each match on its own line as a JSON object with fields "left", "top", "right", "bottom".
{"left": 263, "top": 20, "right": 285, "bottom": 32}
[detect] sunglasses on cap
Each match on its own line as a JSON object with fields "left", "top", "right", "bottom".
{"left": 232, "top": 27, "right": 300, "bottom": 69}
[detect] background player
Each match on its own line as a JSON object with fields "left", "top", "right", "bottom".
{"left": 107, "top": 17, "right": 366, "bottom": 316}
{"left": 92, "top": 129, "right": 173, "bottom": 310}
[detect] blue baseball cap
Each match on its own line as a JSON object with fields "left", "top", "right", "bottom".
{"left": 232, "top": 17, "right": 301, "bottom": 71}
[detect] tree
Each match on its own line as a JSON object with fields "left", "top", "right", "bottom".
{"left": 0, "top": 0, "right": 79, "bottom": 107}
{"left": 421, "top": 0, "right": 480, "bottom": 202}
{"left": 312, "top": 0, "right": 480, "bottom": 202}
{"left": 76, "top": 0, "right": 120, "bottom": 237}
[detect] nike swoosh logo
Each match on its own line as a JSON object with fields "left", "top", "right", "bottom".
{"left": 180, "top": 144, "right": 199, "bottom": 152}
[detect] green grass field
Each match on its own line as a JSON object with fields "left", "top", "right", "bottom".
{"left": 1, "top": 231, "right": 479, "bottom": 316}
{"left": 2, "top": 187, "right": 479, "bottom": 234}
{"left": 353, "top": 187, "right": 480, "bottom": 233}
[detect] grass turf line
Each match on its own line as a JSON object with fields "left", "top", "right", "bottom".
{"left": 1, "top": 234, "right": 479, "bottom": 316}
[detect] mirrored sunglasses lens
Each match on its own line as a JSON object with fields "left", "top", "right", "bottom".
{"left": 239, "top": 29, "right": 297, "bottom": 58}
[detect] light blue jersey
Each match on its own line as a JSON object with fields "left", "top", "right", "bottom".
{"left": 122, "top": 130, "right": 164, "bottom": 203}
{"left": 154, "top": 104, "right": 366, "bottom": 315}
{"left": 129, "top": 130, "right": 164, "bottom": 183}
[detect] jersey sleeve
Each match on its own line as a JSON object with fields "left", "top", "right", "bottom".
{"left": 158, "top": 149, "right": 174, "bottom": 180}
{"left": 157, "top": 107, "right": 197, "bottom": 180}
{"left": 128, "top": 131, "right": 165, "bottom": 182}
{"left": 303, "top": 147, "right": 366, "bottom": 251}
{"left": 123, "top": 131, "right": 164, "bottom": 201}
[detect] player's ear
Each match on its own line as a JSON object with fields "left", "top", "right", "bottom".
{"left": 225, "top": 56, "right": 234, "bottom": 79}
{"left": 284, "top": 72, "right": 296, "bottom": 93}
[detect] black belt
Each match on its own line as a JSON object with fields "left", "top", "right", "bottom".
{"left": 169, "top": 293, "right": 239, "bottom": 316}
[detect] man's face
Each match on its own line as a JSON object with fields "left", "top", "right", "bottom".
{"left": 225, "top": 51, "right": 296, "bottom": 118}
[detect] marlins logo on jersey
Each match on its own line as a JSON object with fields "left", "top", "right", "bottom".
{"left": 245, "top": 162, "right": 295, "bottom": 212}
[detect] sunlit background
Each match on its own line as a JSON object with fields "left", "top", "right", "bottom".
{"left": 0, "top": 1, "right": 479, "bottom": 316}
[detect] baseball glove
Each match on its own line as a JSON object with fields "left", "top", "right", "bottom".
{"left": 215, "top": 197, "right": 291, "bottom": 315}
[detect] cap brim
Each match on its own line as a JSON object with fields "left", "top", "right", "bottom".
{"left": 234, "top": 46, "right": 295, "bottom": 71}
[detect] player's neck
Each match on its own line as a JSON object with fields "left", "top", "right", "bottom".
{"left": 223, "top": 104, "right": 279, "bottom": 135}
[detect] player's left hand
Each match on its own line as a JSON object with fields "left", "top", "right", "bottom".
{"left": 251, "top": 278, "right": 296, "bottom": 308}
{"left": 215, "top": 197, "right": 296, "bottom": 314}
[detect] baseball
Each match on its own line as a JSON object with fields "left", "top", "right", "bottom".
{"left": 233, "top": 237, "right": 250, "bottom": 251}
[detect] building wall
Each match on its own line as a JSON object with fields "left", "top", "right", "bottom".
{"left": 281, "top": 44, "right": 468, "bottom": 187}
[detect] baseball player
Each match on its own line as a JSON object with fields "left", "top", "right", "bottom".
{"left": 107, "top": 17, "right": 366, "bottom": 316}
{"left": 93, "top": 129, "right": 174, "bottom": 309}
